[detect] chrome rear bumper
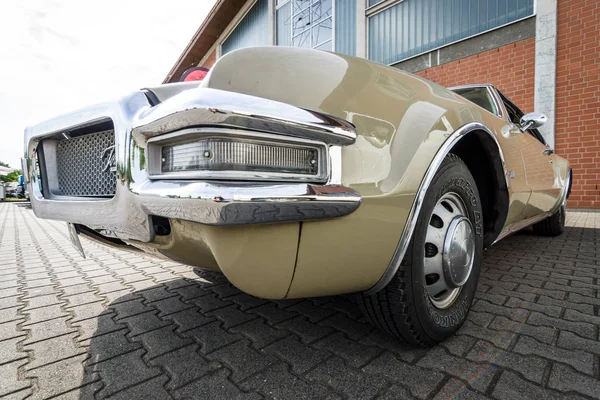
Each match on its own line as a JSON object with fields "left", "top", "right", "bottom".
{"left": 23, "top": 87, "right": 361, "bottom": 242}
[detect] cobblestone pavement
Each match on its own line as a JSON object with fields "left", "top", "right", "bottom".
{"left": 1, "top": 202, "right": 599, "bottom": 399}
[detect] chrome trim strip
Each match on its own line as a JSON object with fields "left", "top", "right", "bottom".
{"left": 365, "top": 122, "right": 507, "bottom": 295}
{"left": 493, "top": 168, "right": 571, "bottom": 245}
{"left": 134, "top": 181, "right": 361, "bottom": 226}
{"left": 492, "top": 212, "right": 550, "bottom": 244}
{"left": 131, "top": 88, "right": 357, "bottom": 147}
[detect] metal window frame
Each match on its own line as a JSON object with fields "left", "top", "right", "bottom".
{"left": 277, "top": 0, "right": 336, "bottom": 51}
{"left": 365, "top": 0, "right": 536, "bottom": 66}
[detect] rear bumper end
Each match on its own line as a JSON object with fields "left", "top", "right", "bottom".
{"left": 23, "top": 87, "right": 361, "bottom": 243}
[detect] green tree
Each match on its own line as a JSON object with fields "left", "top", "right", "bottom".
{"left": 0, "top": 161, "right": 21, "bottom": 182}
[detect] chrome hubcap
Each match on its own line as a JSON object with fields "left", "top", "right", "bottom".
{"left": 424, "top": 192, "right": 475, "bottom": 309}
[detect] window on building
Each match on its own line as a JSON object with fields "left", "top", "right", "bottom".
{"left": 368, "top": 0, "right": 535, "bottom": 65}
{"left": 277, "top": 0, "right": 356, "bottom": 55}
{"left": 222, "top": 0, "right": 269, "bottom": 55}
{"left": 367, "top": 0, "right": 385, "bottom": 7}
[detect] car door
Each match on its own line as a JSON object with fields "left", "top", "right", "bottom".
{"left": 498, "top": 92, "right": 561, "bottom": 219}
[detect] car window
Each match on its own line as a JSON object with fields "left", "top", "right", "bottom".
{"left": 452, "top": 87, "right": 499, "bottom": 116}
{"left": 498, "top": 91, "right": 547, "bottom": 146}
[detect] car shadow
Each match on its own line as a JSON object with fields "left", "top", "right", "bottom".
{"left": 78, "top": 221, "right": 597, "bottom": 398}
{"left": 79, "top": 268, "right": 426, "bottom": 399}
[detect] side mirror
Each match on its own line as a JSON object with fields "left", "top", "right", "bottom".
{"left": 520, "top": 112, "right": 547, "bottom": 131}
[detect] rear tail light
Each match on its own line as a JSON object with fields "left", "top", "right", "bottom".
{"left": 148, "top": 129, "right": 328, "bottom": 182}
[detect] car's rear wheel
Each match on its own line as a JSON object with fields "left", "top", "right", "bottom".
{"left": 358, "top": 154, "right": 483, "bottom": 346}
{"left": 532, "top": 204, "right": 565, "bottom": 237}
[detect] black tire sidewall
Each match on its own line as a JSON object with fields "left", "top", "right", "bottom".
{"left": 409, "top": 158, "right": 484, "bottom": 342}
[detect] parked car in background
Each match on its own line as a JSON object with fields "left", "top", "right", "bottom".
{"left": 4, "top": 182, "right": 19, "bottom": 198}
{"left": 22, "top": 47, "right": 571, "bottom": 345}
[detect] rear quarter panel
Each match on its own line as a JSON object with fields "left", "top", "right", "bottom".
{"left": 202, "top": 47, "right": 510, "bottom": 297}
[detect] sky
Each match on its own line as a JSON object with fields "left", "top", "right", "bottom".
{"left": 0, "top": 0, "right": 216, "bottom": 170}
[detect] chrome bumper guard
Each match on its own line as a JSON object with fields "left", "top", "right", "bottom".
{"left": 23, "top": 87, "right": 361, "bottom": 242}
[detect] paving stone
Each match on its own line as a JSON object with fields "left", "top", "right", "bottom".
{"left": 171, "top": 284, "right": 212, "bottom": 301}
{"left": 68, "top": 302, "right": 106, "bottom": 322}
{"left": 89, "top": 349, "right": 162, "bottom": 398}
{"left": 208, "top": 304, "right": 258, "bottom": 329}
{"left": 210, "top": 283, "right": 243, "bottom": 298}
{"left": 150, "top": 295, "right": 194, "bottom": 317}
{"left": 417, "top": 346, "right": 498, "bottom": 392}
{"left": 138, "top": 286, "right": 176, "bottom": 303}
{"left": 276, "top": 316, "right": 335, "bottom": 344}
{"left": 110, "top": 297, "right": 152, "bottom": 320}
{"left": 163, "top": 308, "right": 215, "bottom": 333}
{"left": 23, "top": 333, "right": 87, "bottom": 369}
{"left": 557, "top": 330, "right": 600, "bottom": 355}
{"left": 306, "top": 357, "right": 387, "bottom": 400}
{"left": 285, "top": 300, "right": 337, "bottom": 323}
{"left": 513, "top": 336, "right": 594, "bottom": 375}
{"left": 527, "top": 312, "right": 596, "bottom": 339}
{"left": 150, "top": 344, "right": 219, "bottom": 390}
{"left": 313, "top": 332, "right": 382, "bottom": 368}
{"left": 318, "top": 313, "right": 373, "bottom": 340}
{"left": 359, "top": 330, "right": 427, "bottom": 363}
{"left": 63, "top": 291, "right": 103, "bottom": 308}
{"left": 24, "top": 354, "right": 99, "bottom": 400}
{"left": 563, "top": 308, "right": 600, "bottom": 326}
{"left": 377, "top": 385, "right": 417, "bottom": 400}
{"left": 22, "top": 316, "right": 77, "bottom": 344}
{"left": 263, "top": 336, "right": 329, "bottom": 374}
{"left": 83, "top": 330, "right": 142, "bottom": 365}
{"left": 207, "top": 340, "right": 275, "bottom": 382}
{"left": 363, "top": 352, "right": 445, "bottom": 399}
{"left": 0, "top": 320, "right": 25, "bottom": 341}
{"left": 71, "top": 311, "right": 125, "bottom": 342}
{"left": 492, "top": 371, "right": 566, "bottom": 400}
{"left": 0, "top": 337, "right": 27, "bottom": 365}
{"left": 133, "top": 325, "right": 194, "bottom": 360}
{"left": 230, "top": 318, "right": 288, "bottom": 349}
{"left": 438, "top": 334, "right": 477, "bottom": 357}
{"left": 489, "top": 316, "right": 555, "bottom": 344}
{"left": 173, "top": 368, "right": 263, "bottom": 400}
{"left": 191, "top": 293, "right": 233, "bottom": 313}
{"left": 227, "top": 293, "right": 270, "bottom": 311}
{"left": 184, "top": 321, "right": 242, "bottom": 354}
{"left": 243, "top": 363, "right": 342, "bottom": 400}
{"left": 101, "top": 288, "right": 135, "bottom": 305}
{"left": 465, "top": 340, "right": 548, "bottom": 384}
{"left": 0, "top": 295, "right": 20, "bottom": 310}
{"left": 248, "top": 303, "right": 297, "bottom": 325}
{"left": 24, "top": 285, "right": 56, "bottom": 298}
{"left": 0, "top": 306, "right": 22, "bottom": 323}
{"left": 120, "top": 311, "right": 170, "bottom": 337}
{"left": 436, "top": 378, "right": 495, "bottom": 400}
{"left": 548, "top": 363, "right": 600, "bottom": 399}
{"left": 102, "top": 375, "right": 170, "bottom": 400}
{"left": 60, "top": 284, "right": 95, "bottom": 297}
{"left": 536, "top": 295, "right": 594, "bottom": 315}
{"left": 318, "top": 297, "right": 363, "bottom": 320}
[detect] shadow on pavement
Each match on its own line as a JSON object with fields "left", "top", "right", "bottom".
{"left": 80, "top": 270, "right": 425, "bottom": 399}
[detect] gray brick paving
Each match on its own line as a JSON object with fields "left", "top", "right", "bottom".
{"left": 1, "top": 202, "right": 600, "bottom": 399}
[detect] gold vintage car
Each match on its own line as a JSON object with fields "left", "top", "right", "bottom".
{"left": 23, "top": 47, "right": 571, "bottom": 345}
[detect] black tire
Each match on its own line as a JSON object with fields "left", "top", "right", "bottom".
{"left": 532, "top": 205, "right": 565, "bottom": 237}
{"left": 358, "top": 154, "right": 484, "bottom": 346}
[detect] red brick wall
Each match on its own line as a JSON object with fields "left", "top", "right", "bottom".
{"left": 555, "top": 0, "right": 600, "bottom": 209}
{"left": 416, "top": 38, "right": 536, "bottom": 112}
